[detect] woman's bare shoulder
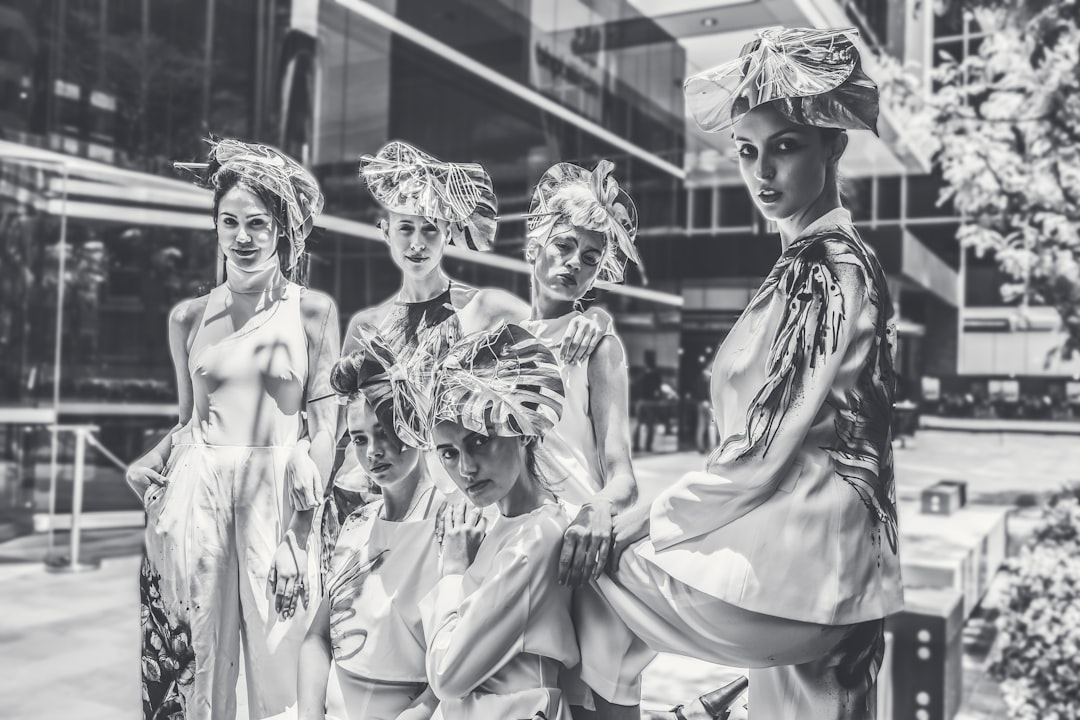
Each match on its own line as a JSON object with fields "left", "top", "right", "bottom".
{"left": 466, "top": 287, "right": 529, "bottom": 321}
{"left": 449, "top": 283, "right": 479, "bottom": 309}
{"left": 168, "top": 294, "right": 210, "bottom": 331}
{"left": 298, "top": 286, "right": 336, "bottom": 311}
{"left": 345, "top": 296, "right": 395, "bottom": 332}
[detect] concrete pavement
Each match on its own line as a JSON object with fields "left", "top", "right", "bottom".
{"left": 4, "top": 430, "right": 1079, "bottom": 719}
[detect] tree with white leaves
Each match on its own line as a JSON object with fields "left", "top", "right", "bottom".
{"left": 927, "top": 0, "right": 1080, "bottom": 360}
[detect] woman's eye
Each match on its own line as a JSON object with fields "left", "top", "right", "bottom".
{"left": 736, "top": 146, "right": 755, "bottom": 159}
{"left": 777, "top": 139, "right": 800, "bottom": 152}
{"left": 439, "top": 449, "right": 458, "bottom": 461}
{"left": 222, "top": 217, "right": 236, "bottom": 226}
{"left": 582, "top": 252, "right": 601, "bottom": 266}
{"left": 468, "top": 435, "right": 489, "bottom": 450}
{"left": 352, "top": 436, "right": 367, "bottom": 446}
{"left": 249, "top": 219, "right": 265, "bottom": 228}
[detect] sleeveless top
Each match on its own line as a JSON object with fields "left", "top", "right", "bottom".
{"left": 346, "top": 282, "right": 463, "bottom": 364}
{"left": 326, "top": 484, "right": 444, "bottom": 682}
{"left": 521, "top": 312, "right": 613, "bottom": 505}
{"left": 187, "top": 282, "right": 307, "bottom": 448}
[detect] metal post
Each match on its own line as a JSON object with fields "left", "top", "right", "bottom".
{"left": 202, "top": 0, "right": 216, "bottom": 132}
{"left": 45, "top": 164, "right": 69, "bottom": 559}
{"left": 46, "top": 426, "right": 100, "bottom": 572}
{"left": 70, "top": 428, "right": 85, "bottom": 565}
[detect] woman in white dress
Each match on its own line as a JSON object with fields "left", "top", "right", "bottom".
{"left": 518, "top": 159, "right": 647, "bottom": 719}
{"left": 423, "top": 324, "right": 580, "bottom": 720}
{"left": 601, "top": 28, "right": 903, "bottom": 719}
{"left": 127, "top": 139, "right": 339, "bottom": 719}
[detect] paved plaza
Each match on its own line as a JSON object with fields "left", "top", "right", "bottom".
{"left": 2, "top": 429, "right": 1079, "bottom": 719}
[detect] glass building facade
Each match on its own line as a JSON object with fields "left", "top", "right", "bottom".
{"left": 0, "top": 0, "right": 686, "bottom": 407}
{"left": 0, "top": 0, "right": 686, "bottom": 535}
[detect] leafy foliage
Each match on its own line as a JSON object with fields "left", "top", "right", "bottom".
{"left": 926, "top": 0, "right": 1080, "bottom": 359}
{"left": 989, "top": 486, "right": 1080, "bottom": 718}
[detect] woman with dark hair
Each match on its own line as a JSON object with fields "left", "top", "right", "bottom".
{"left": 600, "top": 29, "right": 903, "bottom": 719}
{"left": 126, "top": 139, "right": 340, "bottom": 719}
{"left": 423, "top": 324, "right": 579, "bottom": 719}
{"left": 298, "top": 326, "right": 443, "bottom": 720}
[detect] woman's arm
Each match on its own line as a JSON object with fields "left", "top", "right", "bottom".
{"left": 302, "top": 291, "right": 342, "bottom": 502}
{"left": 394, "top": 686, "right": 438, "bottom": 720}
{"left": 587, "top": 335, "right": 638, "bottom": 512}
{"left": 273, "top": 292, "right": 341, "bottom": 619}
{"left": 420, "top": 534, "right": 554, "bottom": 699}
{"left": 297, "top": 598, "right": 333, "bottom": 720}
{"left": 125, "top": 297, "right": 201, "bottom": 500}
{"left": 559, "top": 335, "right": 639, "bottom": 586}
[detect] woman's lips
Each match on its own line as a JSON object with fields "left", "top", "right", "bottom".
{"left": 405, "top": 254, "right": 428, "bottom": 264}
{"left": 369, "top": 462, "right": 392, "bottom": 474}
{"left": 465, "top": 479, "right": 492, "bottom": 495}
{"left": 556, "top": 272, "right": 578, "bottom": 286}
{"left": 758, "top": 189, "right": 782, "bottom": 204}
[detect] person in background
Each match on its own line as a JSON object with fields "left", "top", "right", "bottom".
{"left": 636, "top": 351, "right": 662, "bottom": 453}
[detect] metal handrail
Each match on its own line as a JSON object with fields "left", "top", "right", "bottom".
{"left": 44, "top": 424, "right": 103, "bottom": 573}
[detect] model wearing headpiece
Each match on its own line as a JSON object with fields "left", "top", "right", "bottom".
{"left": 420, "top": 324, "right": 579, "bottom": 719}
{"left": 328, "top": 140, "right": 612, "bottom": 510}
{"left": 128, "top": 138, "right": 340, "bottom": 718}
{"left": 517, "top": 159, "right": 647, "bottom": 718}
{"left": 297, "top": 325, "right": 443, "bottom": 720}
{"left": 598, "top": 28, "right": 901, "bottom": 720}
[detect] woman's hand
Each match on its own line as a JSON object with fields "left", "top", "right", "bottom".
{"left": 269, "top": 533, "right": 308, "bottom": 620}
{"left": 434, "top": 491, "right": 471, "bottom": 546}
{"left": 560, "top": 308, "right": 610, "bottom": 364}
{"left": 440, "top": 504, "right": 486, "bottom": 577}
{"left": 608, "top": 501, "right": 651, "bottom": 573}
{"left": 286, "top": 442, "right": 321, "bottom": 510}
{"left": 559, "top": 501, "right": 614, "bottom": 586}
{"left": 126, "top": 456, "right": 167, "bottom": 504}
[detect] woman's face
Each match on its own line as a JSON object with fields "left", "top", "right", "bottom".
{"left": 433, "top": 421, "right": 527, "bottom": 508}
{"left": 217, "top": 185, "right": 280, "bottom": 268}
{"left": 383, "top": 211, "right": 450, "bottom": 278}
{"left": 733, "top": 103, "right": 838, "bottom": 223}
{"left": 530, "top": 226, "right": 606, "bottom": 303}
{"left": 346, "top": 396, "right": 420, "bottom": 489}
